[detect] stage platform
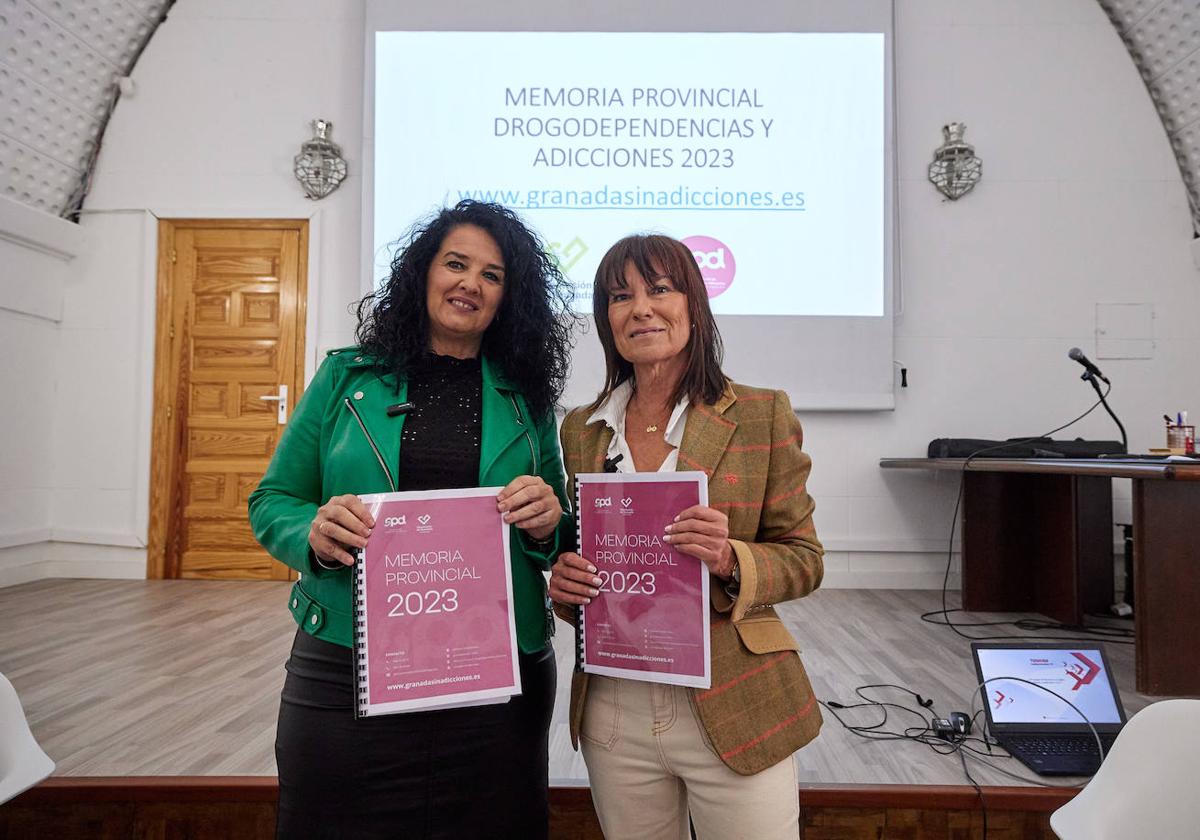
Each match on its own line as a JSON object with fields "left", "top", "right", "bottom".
{"left": 0, "top": 579, "right": 1168, "bottom": 838}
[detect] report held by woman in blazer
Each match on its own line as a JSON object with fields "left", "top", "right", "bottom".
{"left": 549, "top": 233, "right": 824, "bottom": 840}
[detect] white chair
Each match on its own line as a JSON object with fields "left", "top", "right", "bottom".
{"left": 0, "top": 672, "right": 55, "bottom": 805}
{"left": 1050, "top": 699, "right": 1200, "bottom": 839}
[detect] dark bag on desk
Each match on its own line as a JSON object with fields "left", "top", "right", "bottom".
{"left": 926, "top": 438, "right": 1127, "bottom": 459}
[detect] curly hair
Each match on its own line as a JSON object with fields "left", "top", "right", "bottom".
{"left": 355, "top": 201, "right": 576, "bottom": 419}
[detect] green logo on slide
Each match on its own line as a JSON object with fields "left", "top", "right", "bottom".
{"left": 548, "top": 236, "right": 588, "bottom": 273}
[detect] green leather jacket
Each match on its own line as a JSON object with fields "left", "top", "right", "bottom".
{"left": 248, "top": 347, "right": 569, "bottom": 653}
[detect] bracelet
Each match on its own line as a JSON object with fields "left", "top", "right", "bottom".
{"left": 526, "top": 531, "right": 556, "bottom": 550}
{"left": 313, "top": 553, "right": 344, "bottom": 571}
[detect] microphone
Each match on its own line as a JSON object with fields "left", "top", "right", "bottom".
{"left": 1068, "top": 347, "right": 1109, "bottom": 384}
{"left": 602, "top": 454, "right": 624, "bottom": 473}
{"left": 386, "top": 401, "right": 415, "bottom": 417}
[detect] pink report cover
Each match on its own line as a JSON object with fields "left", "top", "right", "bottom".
{"left": 353, "top": 488, "right": 520, "bottom": 716}
{"left": 576, "top": 472, "right": 711, "bottom": 688}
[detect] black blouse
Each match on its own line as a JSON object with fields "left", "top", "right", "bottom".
{"left": 395, "top": 353, "right": 483, "bottom": 491}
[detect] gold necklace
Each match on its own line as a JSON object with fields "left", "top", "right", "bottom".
{"left": 632, "top": 396, "right": 668, "bottom": 434}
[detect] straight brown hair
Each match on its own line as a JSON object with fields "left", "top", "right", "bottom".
{"left": 589, "top": 234, "right": 727, "bottom": 411}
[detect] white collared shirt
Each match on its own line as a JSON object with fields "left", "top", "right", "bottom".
{"left": 587, "top": 380, "right": 690, "bottom": 473}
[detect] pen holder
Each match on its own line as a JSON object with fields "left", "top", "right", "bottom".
{"left": 1167, "top": 424, "right": 1195, "bottom": 455}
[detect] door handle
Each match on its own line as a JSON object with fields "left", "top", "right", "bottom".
{"left": 259, "top": 384, "right": 288, "bottom": 424}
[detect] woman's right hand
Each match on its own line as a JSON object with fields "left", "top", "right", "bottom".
{"left": 549, "top": 552, "right": 603, "bottom": 606}
{"left": 308, "top": 494, "right": 375, "bottom": 567}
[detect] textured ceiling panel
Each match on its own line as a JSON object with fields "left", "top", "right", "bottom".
{"left": 0, "top": 0, "right": 170, "bottom": 217}
{"left": 1099, "top": 0, "right": 1200, "bottom": 232}
{"left": 0, "top": 1, "right": 1197, "bottom": 227}
{"left": 1106, "top": 0, "right": 1165, "bottom": 29}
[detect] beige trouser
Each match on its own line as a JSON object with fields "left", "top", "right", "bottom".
{"left": 580, "top": 675, "right": 800, "bottom": 840}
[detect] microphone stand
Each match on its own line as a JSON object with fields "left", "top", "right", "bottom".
{"left": 1080, "top": 371, "right": 1128, "bottom": 453}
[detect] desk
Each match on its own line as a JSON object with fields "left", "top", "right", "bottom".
{"left": 880, "top": 458, "right": 1200, "bottom": 695}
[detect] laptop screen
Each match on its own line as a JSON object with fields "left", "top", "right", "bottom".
{"left": 974, "top": 646, "right": 1125, "bottom": 726}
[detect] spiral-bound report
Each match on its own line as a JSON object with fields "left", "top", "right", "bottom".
{"left": 575, "top": 472, "right": 711, "bottom": 689}
{"left": 352, "top": 487, "right": 521, "bottom": 717}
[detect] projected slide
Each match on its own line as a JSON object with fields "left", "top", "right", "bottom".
{"left": 977, "top": 649, "right": 1123, "bottom": 725}
{"left": 374, "top": 32, "right": 884, "bottom": 317}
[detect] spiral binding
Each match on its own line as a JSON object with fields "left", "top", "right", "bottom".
{"left": 352, "top": 546, "right": 370, "bottom": 718}
{"left": 574, "top": 478, "right": 586, "bottom": 675}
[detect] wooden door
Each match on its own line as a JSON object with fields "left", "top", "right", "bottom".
{"left": 148, "top": 220, "right": 308, "bottom": 580}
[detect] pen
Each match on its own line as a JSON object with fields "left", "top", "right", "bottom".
{"left": 1165, "top": 414, "right": 1174, "bottom": 426}
{"left": 1178, "top": 412, "right": 1184, "bottom": 426}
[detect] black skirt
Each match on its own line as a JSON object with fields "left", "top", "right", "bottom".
{"left": 275, "top": 628, "right": 556, "bottom": 840}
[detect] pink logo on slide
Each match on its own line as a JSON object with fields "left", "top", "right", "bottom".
{"left": 682, "top": 235, "right": 735, "bottom": 299}
{"left": 1064, "top": 652, "right": 1101, "bottom": 691}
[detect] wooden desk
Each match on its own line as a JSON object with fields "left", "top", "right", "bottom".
{"left": 880, "top": 458, "right": 1200, "bottom": 695}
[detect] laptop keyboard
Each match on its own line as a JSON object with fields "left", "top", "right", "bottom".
{"left": 1006, "top": 735, "right": 1116, "bottom": 756}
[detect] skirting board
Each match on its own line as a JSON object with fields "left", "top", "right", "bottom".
{"left": 821, "top": 568, "right": 961, "bottom": 590}
{"left": 0, "top": 543, "right": 960, "bottom": 591}
{"left": 0, "top": 543, "right": 52, "bottom": 588}
{"left": 0, "top": 544, "right": 1111, "bottom": 592}
{"left": 0, "top": 542, "right": 145, "bottom": 588}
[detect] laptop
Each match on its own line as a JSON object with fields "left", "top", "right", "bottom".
{"left": 970, "top": 642, "right": 1127, "bottom": 776}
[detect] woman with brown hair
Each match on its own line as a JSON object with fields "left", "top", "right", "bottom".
{"left": 549, "top": 233, "right": 824, "bottom": 840}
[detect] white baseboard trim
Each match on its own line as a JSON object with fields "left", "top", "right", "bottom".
{"left": 0, "top": 542, "right": 146, "bottom": 588}
{"left": 0, "top": 538, "right": 1116, "bottom": 593}
{"left": 822, "top": 537, "right": 960, "bottom": 554}
{"left": 44, "top": 557, "right": 145, "bottom": 581}
{"left": 0, "top": 565, "right": 48, "bottom": 588}
{"left": 0, "top": 528, "right": 53, "bottom": 550}
{"left": 820, "top": 569, "right": 961, "bottom": 590}
{"left": 0, "top": 542, "right": 53, "bottom": 588}
{"left": 45, "top": 543, "right": 145, "bottom": 579}
{"left": 0, "top": 528, "right": 144, "bottom": 553}
{"left": 51, "top": 528, "right": 145, "bottom": 548}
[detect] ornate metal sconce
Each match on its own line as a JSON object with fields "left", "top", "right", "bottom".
{"left": 293, "top": 119, "right": 348, "bottom": 200}
{"left": 928, "top": 123, "right": 982, "bottom": 200}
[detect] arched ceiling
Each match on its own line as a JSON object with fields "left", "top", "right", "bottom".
{"left": 1, "top": 1, "right": 1199, "bottom": 230}
{"left": 0, "top": 0, "right": 171, "bottom": 219}
{"left": 1099, "top": 0, "right": 1200, "bottom": 231}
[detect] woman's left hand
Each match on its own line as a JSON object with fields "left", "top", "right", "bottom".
{"left": 665, "top": 504, "right": 736, "bottom": 580}
{"left": 497, "top": 475, "right": 562, "bottom": 541}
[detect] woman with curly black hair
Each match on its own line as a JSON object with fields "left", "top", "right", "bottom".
{"left": 249, "top": 201, "right": 575, "bottom": 839}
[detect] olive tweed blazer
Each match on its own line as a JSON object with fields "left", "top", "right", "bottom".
{"left": 557, "top": 381, "right": 824, "bottom": 776}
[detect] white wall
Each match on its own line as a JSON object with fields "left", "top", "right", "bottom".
{"left": 5, "top": 0, "right": 1198, "bottom": 587}
{"left": 826, "top": 0, "right": 1199, "bottom": 586}
{"left": 13, "top": 0, "right": 369, "bottom": 584}
{"left": 47, "top": 210, "right": 153, "bottom": 578}
{"left": 0, "top": 194, "right": 84, "bottom": 584}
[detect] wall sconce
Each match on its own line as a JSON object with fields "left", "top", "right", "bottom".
{"left": 293, "top": 119, "right": 348, "bottom": 200}
{"left": 928, "top": 122, "right": 982, "bottom": 200}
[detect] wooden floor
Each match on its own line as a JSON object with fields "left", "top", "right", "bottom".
{"left": 0, "top": 579, "right": 1168, "bottom": 789}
